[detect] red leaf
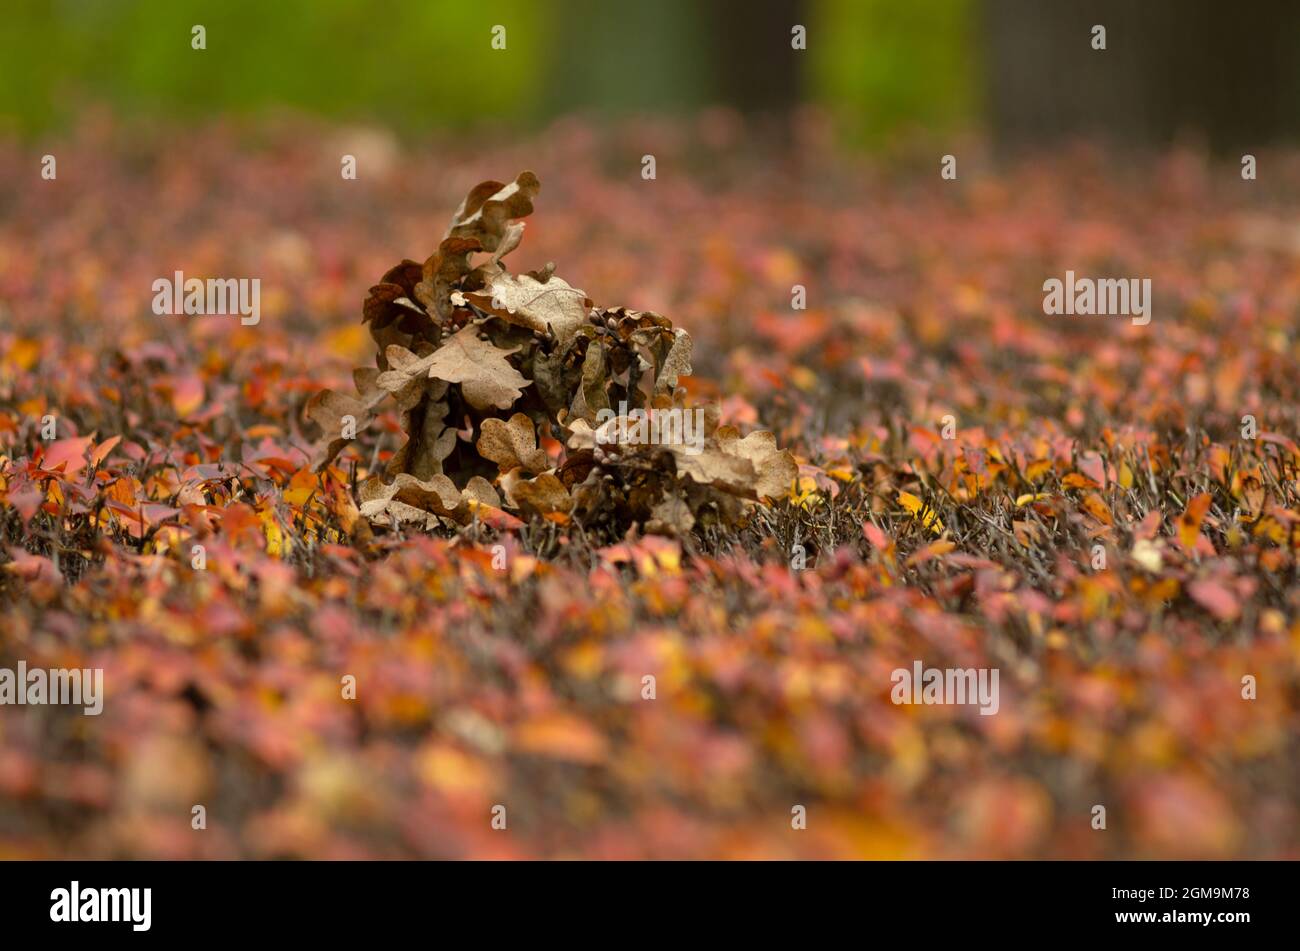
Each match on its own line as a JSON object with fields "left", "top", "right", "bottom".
{"left": 1188, "top": 579, "right": 1239, "bottom": 621}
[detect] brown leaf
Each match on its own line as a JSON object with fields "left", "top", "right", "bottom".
{"left": 358, "top": 472, "right": 464, "bottom": 528}
{"left": 461, "top": 475, "right": 503, "bottom": 509}
{"left": 447, "top": 180, "right": 506, "bottom": 229}
{"left": 501, "top": 470, "right": 572, "bottom": 515}
{"left": 568, "top": 339, "right": 609, "bottom": 421}
{"left": 306, "top": 370, "right": 389, "bottom": 470}
{"left": 671, "top": 445, "right": 760, "bottom": 496}
{"left": 477, "top": 413, "right": 547, "bottom": 474}
{"left": 646, "top": 492, "right": 695, "bottom": 536}
{"left": 415, "top": 236, "right": 481, "bottom": 322}
{"left": 387, "top": 397, "right": 457, "bottom": 480}
{"left": 445, "top": 171, "right": 540, "bottom": 257}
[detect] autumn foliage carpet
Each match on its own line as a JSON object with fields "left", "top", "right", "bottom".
{"left": 2, "top": 115, "right": 1299, "bottom": 858}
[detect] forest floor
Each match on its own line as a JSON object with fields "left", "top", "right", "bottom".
{"left": 2, "top": 114, "right": 1298, "bottom": 858}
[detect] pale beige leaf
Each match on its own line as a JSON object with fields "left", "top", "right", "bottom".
{"left": 376, "top": 345, "right": 446, "bottom": 411}
{"left": 714, "top": 427, "right": 798, "bottom": 502}
{"left": 358, "top": 472, "right": 466, "bottom": 528}
{"left": 462, "top": 475, "right": 503, "bottom": 509}
{"left": 654, "top": 329, "right": 693, "bottom": 394}
{"left": 671, "top": 446, "right": 759, "bottom": 496}
{"left": 466, "top": 271, "right": 590, "bottom": 345}
{"left": 422, "top": 324, "right": 529, "bottom": 411}
{"left": 565, "top": 418, "right": 598, "bottom": 452}
{"left": 306, "top": 389, "right": 365, "bottom": 435}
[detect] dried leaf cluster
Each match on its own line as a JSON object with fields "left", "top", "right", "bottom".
{"left": 308, "top": 172, "right": 795, "bottom": 534}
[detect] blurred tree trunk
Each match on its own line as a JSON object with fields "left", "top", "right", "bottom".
{"left": 708, "top": 0, "right": 805, "bottom": 116}
{"left": 542, "top": 0, "right": 707, "bottom": 115}
{"left": 983, "top": 0, "right": 1300, "bottom": 151}
{"left": 544, "top": 0, "right": 805, "bottom": 121}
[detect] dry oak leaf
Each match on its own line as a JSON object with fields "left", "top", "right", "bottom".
{"left": 362, "top": 262, "right": 431, "bottom": 334}
{"left": 445, "top": 171, "right": 540, "bottom": 259}
{"left": 713, "top": 427, "right": 797, "bottom": 502}
{"left": 671, "top": 445, "right": 763, "bottom": 497}
{"left": 415, "top": 236, "right": 482, "bottom": 322}
{"left": 464, "top": 268, "right": 591, "bottom": 346}
{"left": 307, "top": 367, "right": 389, "bottom": 469}
{"left": 564, "top": 417, "right": 599, "bottom": 452}
{"left": 359, "top": 472, "right": 463, "bottom": 526}
{"left": 566, "top": 339, "right": 610, "bottom": 423}
{"left": 654, "top": 328, "right": 694, "bottom": 395}
{"left": 461, "top": 476, "right": 504, "bottom": 510}
{"left": 477, "top": 413, "right": 548, "bottom": 475}
{"left": 358, "top": 472, "right": 500, "bottom": 528}
{"left": 376, "top": 346, "right": 450, "bottom": 410}
{"left": 418, "top": 324, "right": 529, "bottom": 411}
{"left": 387, "top": 397, "right": 457, "bottom": 481}
{"left": 500, "top": 469, "right": 573, "bottom": 516}
{"left": 646, "top": 492, "right": 696, "bottom": 536}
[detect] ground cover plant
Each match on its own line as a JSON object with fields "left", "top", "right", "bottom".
{"left": 1, "top": 116, "right": 1298, "bottom": 859}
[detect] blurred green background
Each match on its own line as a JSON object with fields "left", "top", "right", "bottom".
{"left": 0, "top": 0, "right": 979, "bottom": 143}
{"left": 2, "top": 0, "right": 1294, "bottom": 150}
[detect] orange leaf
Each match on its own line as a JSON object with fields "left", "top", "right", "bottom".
{"left": 1061, "top": 472, "right": 1099, "bottom": 490}
{"left": 1176, "top": 493, "right": 1212, "bottom": 552}
{"left": 89, "top": 435, "right": 122, "bottom": 468}
{"left": 513, "top": 713, "right": 607, "bottom": 764}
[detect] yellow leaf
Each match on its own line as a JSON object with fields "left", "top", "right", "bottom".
{"left": 898, "top": 490, "right": 943, "bottom": 535}
{"left": 789, "top": 475, "right": 822, "bottom": 509}
{"left": 1015, "top": 493, "right": 1049, "bottom": 506}
{"left": 513, "top": 712, "right": 608, "bottom": 764}
{"left": 283, "top": 469, "right": 319, "bottom": 507}
{"left": 1025, "top": 459, "right": 1053, "bottom": 482}
{"left": 259, "top": 508, "right": 291, "bottom": 557}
